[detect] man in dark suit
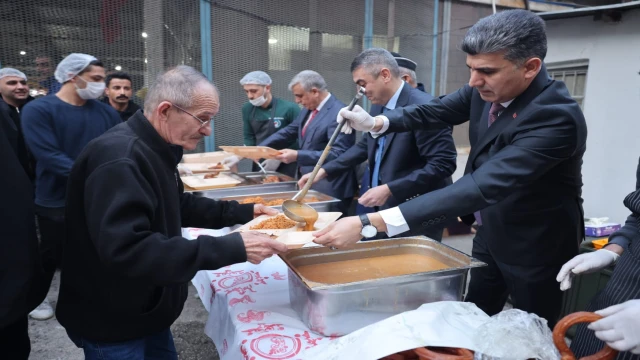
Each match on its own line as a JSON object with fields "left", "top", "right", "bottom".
{"left": 298, "top": 49, "right": 456, "bottom": 240}
{"left": 391, "top": 52, "right": 426, "bottom": 93}
{"left": 0, "top": 68, "right": 45, "bottom": 359}
{"left": 314, "top": 10, "right": 587, "bottom": 327}
{"left": 353, "top": 51, "right": 438, "bottom": 217}
{"left": 260, "top": 70, "right": 357, "bottom": 214}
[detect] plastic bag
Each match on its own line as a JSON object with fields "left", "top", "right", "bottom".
{"left": 585, "top": 217, "right": 609, "bottom": 226}
{"left": 472, "top": 309, "right": 560, "bottom": 360}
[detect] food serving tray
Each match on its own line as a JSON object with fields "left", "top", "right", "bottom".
{"left": 280, "top": 237, "right": 486, "bottom": 336}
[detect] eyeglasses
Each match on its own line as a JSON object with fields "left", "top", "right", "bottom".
{"left": 171, "top": 103, "right": 213, "bottom": 129}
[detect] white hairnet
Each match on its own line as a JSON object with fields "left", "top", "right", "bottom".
{"left": 239, "top": 71, "right": 272, "bottom": 86}
{"left": 0, "top": 68, "right": 27, "bottom": 81}
{"left": 54, "top": 53, "right": 98, "bottom": 83}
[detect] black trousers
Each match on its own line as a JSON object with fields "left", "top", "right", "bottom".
{"left": 0, "top": 316, "right": 30, "bottom": 360}
{"left": 35, "top": 205, "right": 65, "bottom": 292}
{"left": 464, "top": 231, "right": 564, "bottom": 328}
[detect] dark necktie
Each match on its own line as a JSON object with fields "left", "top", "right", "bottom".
{"left": 475, "top": 102, "right": 506, "bottom": 226}
{"left": 488, "top": 102, "right": 505, "bottom": 127}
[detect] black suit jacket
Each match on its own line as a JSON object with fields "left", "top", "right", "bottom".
{"left": 384, "top": 66, "right": 587, "bottom": 266}
{"left": 260, "top": 94, "right": 357, "bottom": 199}
{"left": 323, "top": 82, "right": 456, "bottom": 209}
{"left": 0, "top": 95, "right": 34, "bottom": 180}
{"left": 0, "top": 97, "right": 44, "bottom": 327}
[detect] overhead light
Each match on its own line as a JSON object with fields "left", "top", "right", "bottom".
{"left": 268, "top": 38, "right": 278, "bottom": 44}
{"left": 115, "top": 65, "right": 122, "bottom": 71}
{"left": 19, "top": 51, "right": 26, "bottom": 55}
{"left": 141, "top": 32, "right": 148, "bottom": 38}
{"left": 144, "top": 58, "right": 148, "bottom": 64}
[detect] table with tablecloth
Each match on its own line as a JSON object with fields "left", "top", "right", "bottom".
{"left": 185, "top": 227, "right": 336, "bottom": 360}
{"left": 184, "top": 227, "right": 561, "bottom": 360}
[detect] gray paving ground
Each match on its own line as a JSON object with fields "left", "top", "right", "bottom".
{"left": 27, "top": 234, "right": 474, "bottom": 360}
{"left": 28, "top": 272, "right": 220, "bottom": 360}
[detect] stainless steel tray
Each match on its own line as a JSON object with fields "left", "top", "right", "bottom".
{"left": 280, "top": 237, "right": 486, "bottom": 336}
{"left": 192, "top": 183, "right": 299, "bottom": 198}
{"left": 219, "top": 190, "right": 340, "bottom": 212}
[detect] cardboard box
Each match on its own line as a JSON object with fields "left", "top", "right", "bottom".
{"left": 585, "top": 223, "right": 621, "bottom": 237}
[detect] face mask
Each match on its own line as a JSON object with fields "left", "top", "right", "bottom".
{"left": 249, "top": 88, "right": 268, "bottom": 107}
{"left": 249, "top": 94, "right": 267, "bottom": 107}
{"left": 75, "top": 77, "right": 106, "bottom": 100}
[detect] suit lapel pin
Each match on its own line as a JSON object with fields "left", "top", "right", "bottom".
{"left": 512, "top": 112, "right": 517, "bottom": 119}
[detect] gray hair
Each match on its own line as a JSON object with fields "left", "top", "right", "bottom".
{"left": 461, "top": 10, "right": 547, "bottom": 64}
{"left": 288, "top": 70, "right": 327, "bottom": 92}
{"left": 144, "top": 65, "right": 216, "bottom": 113}
{"left": 398, "top": 67, "right": 417, "bottom": 83}
{"left": 350, "top": 48, "right": 401, "bottom": 78}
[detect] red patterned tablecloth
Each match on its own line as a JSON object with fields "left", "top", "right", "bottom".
{"left": 186, "top": 227, "right": 335, "bottom": 360}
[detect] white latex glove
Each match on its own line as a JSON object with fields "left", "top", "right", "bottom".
{"left": 177, "top": 164, "right": 193, "bottom": 176}
{"left": 261, "top": 159, "right": 281, "bottom": 172}
{"left": 556, "top": 249, "right": 619, "bottom": 291}
{"left": 337, "top": 104, "right": 375, "bottom": 134}
{"left": 222, "top": 155, "right": 242, "bottom": 167}
{"left": 589, "top": 299, "right": 640, "bottom": 354}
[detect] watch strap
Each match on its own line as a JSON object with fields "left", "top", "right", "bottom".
{"left": 359, "top": 214, "right": 371, "bottom": 227}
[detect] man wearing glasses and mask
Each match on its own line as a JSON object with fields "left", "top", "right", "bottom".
{"left": 21, "top": 53, "right": 121, "bottom": 321}
{"left": 56, "top": 65, "right": 285, "bottom": 359}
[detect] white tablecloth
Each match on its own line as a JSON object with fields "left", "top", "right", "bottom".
{"left": 185, "top": 227, "right": 336, "bottom": 360}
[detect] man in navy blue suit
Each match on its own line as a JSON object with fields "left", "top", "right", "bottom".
{"left": 298, "top": 48, "right": 456, "bottom": 240}
{"left": 260, "top": 70, "right": 357, "bottom": 214}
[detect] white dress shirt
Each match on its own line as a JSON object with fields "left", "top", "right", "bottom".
{"left": 315, "top": 93, "right": 331, "bottom": 112}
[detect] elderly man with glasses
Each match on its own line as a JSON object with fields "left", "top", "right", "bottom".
{"left": 56, "top": 65, "right": 287, "bottom": 359}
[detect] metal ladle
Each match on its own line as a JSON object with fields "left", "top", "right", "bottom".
{"left": 283, "top": 87, "right": 366, "bottom": 224}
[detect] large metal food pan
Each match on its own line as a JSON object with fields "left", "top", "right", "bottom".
{"left": 280, "top": 237, "right": 486, "bottom": 336}
{"left": 219, "top": 190, "right": 340, "bottom": 212}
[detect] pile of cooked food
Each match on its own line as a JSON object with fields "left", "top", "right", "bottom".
{"left": 208, "top": 162, "right": 225, "bottom": 170}
{"left": 262, "top": 175, "right": 281, "bottom": 183}
{"left": 239, "top": 196, "right": 320, "bottom": 206}
{"left": 249, "top": 215, "right": 297, "bottom": 230}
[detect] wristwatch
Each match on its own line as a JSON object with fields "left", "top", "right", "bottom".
{"left": 359, "top": 214, "right": 378, "bottom": 238}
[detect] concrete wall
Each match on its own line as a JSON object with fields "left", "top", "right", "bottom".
{"left": 545, "top": 10, "right": 640, "bottom": 223}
